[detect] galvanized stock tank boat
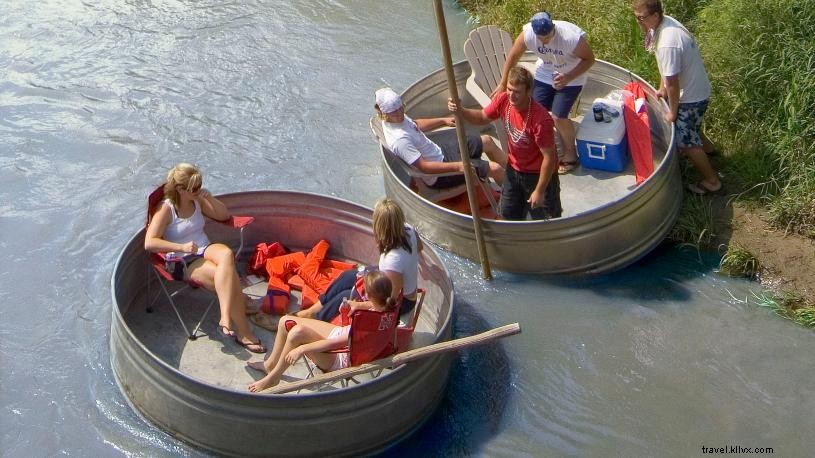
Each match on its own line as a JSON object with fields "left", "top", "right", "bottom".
{"left": 374, "top": 58, "right": 682, "bottom": 275}
{"left": 110, "top": 191, "right": 454, "bottom": 457}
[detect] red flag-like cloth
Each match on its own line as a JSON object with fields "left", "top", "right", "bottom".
{"left": 623, "top": 81, "right": 654, "bottom": 185}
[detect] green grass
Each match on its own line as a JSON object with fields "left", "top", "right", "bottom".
{"left": 717, "top": 243, "right": 759, "bottom": 279}
{"left": 754, "top": 291, "right": 815, "bottom": 329}
{"left": 456, "top": 0, "right": 815, "bottom": 241}
{"left": 668, "top": 193, "right": 716, "bottom": 248}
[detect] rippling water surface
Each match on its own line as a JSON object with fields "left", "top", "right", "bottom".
{"left": 1, "top": 1, "right": 813, "bottom": 456}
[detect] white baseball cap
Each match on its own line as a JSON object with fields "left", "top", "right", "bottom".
{"left": 375, "top": 87, "right": 402, "bottom": 114}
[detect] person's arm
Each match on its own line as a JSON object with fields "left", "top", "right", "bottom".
{"left": 197, "top": 189, "right": 230, "bottom": 221}
{"left": 413, "top": 157, "right": 465, "bottom": 175}
{"left": 381, "top": 270, "right": 404, "bottom": 302}
{"left": 414, "top": 117, "right": 455, "bottom": 132}
{"left": 144, "top": 204, "right": 197, "bottom": 253}
{"left": 553, "top": 37, "right": 595, "bottom": 89}
{"left": 447, "top": 98, "right": 494, "bottom": 126}
{"left": 346, "top": 299, "right": 376, "bottom": 313}
{"left": 662, "top": 75, "right": 680, "bottom": 122}
{"left": 491, "top": 33, "right": 528, "bottom": 97}
{"left": 527, "top": 146, "right": 558, "bottom": 209}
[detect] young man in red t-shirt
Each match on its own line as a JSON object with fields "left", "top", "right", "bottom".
{"left": 448, "top": 66, "right": 561, "bottom": 220}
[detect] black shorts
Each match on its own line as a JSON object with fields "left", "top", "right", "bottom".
{"left": 427, "top": 130, "right": 488, "bottom": 189}
{"left": 167, "top": 254, "right": 204, "bottom": 281}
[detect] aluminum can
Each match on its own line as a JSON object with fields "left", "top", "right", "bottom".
{"left": 592, "top": 102, "right": 604, "bottom": 122}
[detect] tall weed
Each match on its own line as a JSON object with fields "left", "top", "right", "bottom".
{"left": 457, "top": 0, "right": 815, "bottom": 238}
{"left": 697, "top": 0, "right": 815, "bottom": 233}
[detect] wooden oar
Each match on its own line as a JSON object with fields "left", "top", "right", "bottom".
{"left": 263, "top": 323, "right": 521, "bottom": 394}
{"left": 432, "top": 0, "right": 492, "bottom": 280}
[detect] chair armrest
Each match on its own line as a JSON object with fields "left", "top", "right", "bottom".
{"left": 150, "top": 252, "right": 176, "bottom": 281}
{"left": 215, "top": 215, "right": 255, "bottom": 229}
{"left": 465, "top": 74, "right": 493, "bottom": 108}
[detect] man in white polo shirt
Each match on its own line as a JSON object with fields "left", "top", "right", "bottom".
{"left": 375, "top": 87, "right": 506, "bottom": 189}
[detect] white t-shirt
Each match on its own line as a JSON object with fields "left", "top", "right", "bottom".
{"left": 523, "top": 20, "right": 588, "bottom": 87}
{"left": 378, "top": 224, "right": 419, "bottom": 297}
{"left": 655, "top": 16, "right": 711, "bottom": 103}
{"left": 382, "top": 117, "right": 444, "bottom": 185}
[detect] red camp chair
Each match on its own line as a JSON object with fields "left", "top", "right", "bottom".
{"left": 145, "top": 184, "right": 254, "bottom": 340}
{"left": 287, "top": 305, "right": 401, "bottom": 389}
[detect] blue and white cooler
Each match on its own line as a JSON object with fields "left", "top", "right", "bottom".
{"left": 576, "top": 98, "right": 629, "bottom": 173}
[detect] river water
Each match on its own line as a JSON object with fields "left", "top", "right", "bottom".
{"left": 1, "top": 1, "right": 813, "bottom": 456}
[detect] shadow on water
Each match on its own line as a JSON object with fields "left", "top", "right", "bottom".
{"left": 538, "top": 243, "right": 725, "bottom": 304}
{"left": 380, "top": 297, "right": 513, "bottom": 457}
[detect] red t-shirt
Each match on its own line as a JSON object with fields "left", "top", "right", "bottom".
{"left": 484, "top": 92, "right": 554, "bottom": 173}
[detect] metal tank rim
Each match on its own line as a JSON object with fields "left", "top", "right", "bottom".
{"left": 109, "top": 190, "right": 455, "bottom": 456}
{"left": 379, "top": 59, "right": 682, "bottom": 275}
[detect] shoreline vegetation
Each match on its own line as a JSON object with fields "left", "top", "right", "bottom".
{"left": 454, "top": 0, "right": 815, "bottom": 325}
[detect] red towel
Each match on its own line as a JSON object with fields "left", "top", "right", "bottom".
{"left": 623, "top": 81, "right": 655, "bottom": 185}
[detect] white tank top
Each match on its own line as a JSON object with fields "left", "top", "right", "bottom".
{"left": 162, "top": 199, "right": 210, "bottom": 250}
{"left": 522, "top": 20, "right": 589, "bottom": 87}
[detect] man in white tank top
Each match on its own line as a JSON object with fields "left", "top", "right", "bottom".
{"left": 493, "top": 12, "right": 595, "bottom": 175}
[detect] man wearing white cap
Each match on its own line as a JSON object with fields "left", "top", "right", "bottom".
{"left": 493, "top": 11, "right": 595, "bottom": 175}
{"left": 375, "top": 87, "right": 506, "bottom": 189}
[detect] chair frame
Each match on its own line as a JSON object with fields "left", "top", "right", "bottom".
{"left": 144, "top": 185, "right": 254, "bottom": 340}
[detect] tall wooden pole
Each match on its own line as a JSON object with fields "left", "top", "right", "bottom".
{"left": 432, "top": 0, "right": 492, "bottom": 280}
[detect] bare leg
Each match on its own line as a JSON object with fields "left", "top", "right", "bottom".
{"left": 683, "top": 146, "right": 721, "bottom": 191}
{"left": 480, "top": 135, "right": 507, "bottom": 168}
{"left": 189, "top": 243, "right": 261, "bottom": 347}
{"left": 487, "top": 162, "right": 504, "bottom": 185}
{"left": 248, "top": 318, "right": 336, "bottom": 392}
{"left": 701, "top": 130, "right": 717, "bottom": 154}
{"left": 552, "top": 116, "right": 578, "bottom": 162}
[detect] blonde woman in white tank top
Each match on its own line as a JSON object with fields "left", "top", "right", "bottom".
{"left": 144, "top": 163, "right": 266, "bottom": 354}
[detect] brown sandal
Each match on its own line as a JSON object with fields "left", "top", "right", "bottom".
{"left": 235, "top": 337, "right": 267, "bottom": 354}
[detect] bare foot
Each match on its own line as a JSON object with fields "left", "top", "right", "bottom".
{"left": 250, "top": 313, "right": 280, "bottom": 332}
{"left": 218, "top": 322, "right": 235, "bottom": 337}
{"left": 248, "top": 374, "right": 280, "bottom": 393}
{"left": 294, "top": 308, "right": 315, "bottom": 318}
{"left": 246, "top": 361, "right": 268, "bottom": 374}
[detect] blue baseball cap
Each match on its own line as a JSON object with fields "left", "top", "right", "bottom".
{"left": 531, "top": 12, "right": 554, "bottom": 36}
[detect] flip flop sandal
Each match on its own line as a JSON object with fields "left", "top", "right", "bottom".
{"left": 558, "top": 160, "right": 578, "bottom": 175}
{"left": 220, "top": 325, "right": 236, "bottom": 337}
{"left": 236, "top": 337, "right": 267, "bottom": 354}
{"left": 687, "top": 181, "right": 724, "bottom": 196}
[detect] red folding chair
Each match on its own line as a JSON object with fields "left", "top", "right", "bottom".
{"left": 145, "top": 184, "right": 254, "bottom": 340}
{"left": 287, "top": 305, "right": 400, "bottom": 389}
